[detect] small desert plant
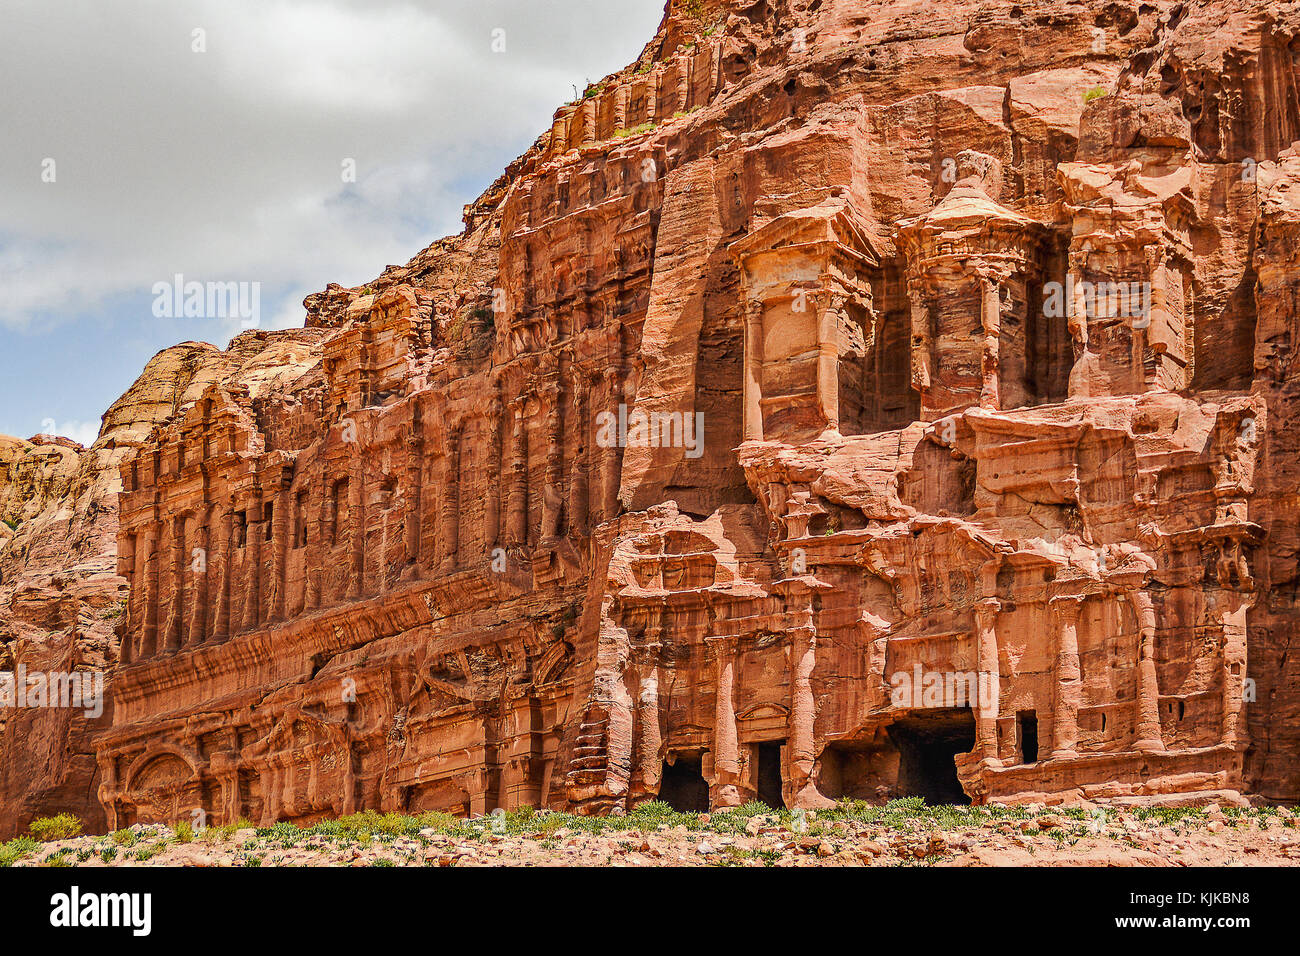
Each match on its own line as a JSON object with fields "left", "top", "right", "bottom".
{"left": 615, "top": 121, "right": 655, "bottom": 138}
{"left": 132, "top": 844, "right": 159, "bottom": 862}
{"left": 173, "top": 820, "right": 194, "bottom": 843}
{"left": 0, "top": 837, "right": 38, "bottom": 867}
{"left": 29, "top": 813, "right": 83, "bottom": 842}
{"left": 1083, "top": 85, "right": 1108, "bottom": 104}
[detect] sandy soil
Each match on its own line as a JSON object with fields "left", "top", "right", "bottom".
{"left": 8, "top": 800, "right": 1300, "bottom": 867}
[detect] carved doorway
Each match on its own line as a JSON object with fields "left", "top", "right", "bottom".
{"left": 658, "top": 753, "right": 709, "bottom": 812}
{"left": 887, "top": 709, "right": 976, "bottom": 806}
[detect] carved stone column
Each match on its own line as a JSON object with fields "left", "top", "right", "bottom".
{"left": 144, "top": 519, "right": 163, "bottom": 658}
{"left": 271, "top": 475, "right": 289, "bottom": 623}
{"left": 1219, "top": 591, "right": 1254, "bottom": 749}
{"left": 630, "top": 637, "right": 663, "bottom": 806}
{"left": 164, "top": 513, "right": 185, "bottom": 653}
{"left": 507, "top": 399, "right": 529, "bottom": 546}
{"left": 247, "top": 495, "right": 264, "bottom": 629}
{"left": 441, "top": 422, "right": 462, "bottom": 571}
{"left": 213, "top": 504, "right": 231, "bottom": 641}
{"left": 404, "top": 406, "right": 424, "bottom": 575}
{"left": 567, "top": 378, "right": 590, "bottom": 535}
{"left": 186, "top": 515, "right": 209, "bottom": 647}
{"left": 540, "top": 381, "right": 564, "bottom": 541}
{"left": 742, "top": 301, "right": 764, "bottom": 441}
{"left": 1068, "top": 262, "right": 1091, "bottom": 360}
{"left": 1140, "top": 245, "right": 1167, "bottom": 392}
{"left": 118, "top": 533, "right": 136, "bottom": 665}
{"left": 482, "top": 394, "right": 502, "bottom": 550}
{"left": 909, "top": 286, "right": 932, "bottom": 411}
{"left": 979, "top": 275, "right": 1001, "bottom": 410}
{"left": 1127, "top": 589, "right": 1165, "bottom": 753}
{"left": 600, "top": 368, "right": 621, "bottom": 521}
{"left": 1049, "top": 595, "right": 1085, "bottom": 758}
{"left": 787, "top": 622, "right": 831, "bottom": 808}
{"left": 973, "top": 597, "right": 1003, "bottom": 767}
{"left": 816, "top": 291, "right": 841, "bottom": 434}
{"left": 348, "top": 454, "right": 364, "bottom": 600}
{"left": 306, "top": 476, "right": 327, "bottom": 611}
{"left": 706, "top": 633, "right": 742, "bottom": 808}
{"left": 209, "top": 751, "right": 239, "bottom": 827}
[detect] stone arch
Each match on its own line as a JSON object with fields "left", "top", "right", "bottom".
{"left": 123, "top": 744, "right": 205, "bottom": 826}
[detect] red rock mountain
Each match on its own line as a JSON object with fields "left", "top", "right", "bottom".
{"left": 5, "top": 0, "right": 1300, "bottom": 834}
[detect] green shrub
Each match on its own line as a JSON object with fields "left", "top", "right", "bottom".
{"left": 1083, "top": 86, "right": 1108, "bottom": 104}
{"left": 0, "top": 837, "right": 38, "bottom": 867}
{"left": 615, "top": 122, "right": 655, "bottom": 139}
{"left": 173, "top": 821, "right": 194, "bottom": 843}
{"left": 29, "top": 813, "right": 82, "bottom": 842}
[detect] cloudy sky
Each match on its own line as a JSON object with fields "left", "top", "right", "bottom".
{"left": 0, "top": 0, "right": 665, "bottom": 445}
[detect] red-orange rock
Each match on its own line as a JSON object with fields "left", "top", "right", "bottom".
{"left": 9, "top": 0, "right": 1300, "bottom": 834}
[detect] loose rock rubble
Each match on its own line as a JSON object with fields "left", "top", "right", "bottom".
{"left": 7, "top": 802, "right": 1300, "bottom": 868}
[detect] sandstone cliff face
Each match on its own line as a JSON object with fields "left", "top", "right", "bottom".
{"left": 0, "top": 334, "right": 326, "bottom": 834}
{"left": 9, "top": 0, "right": 1300, "bottom": 834}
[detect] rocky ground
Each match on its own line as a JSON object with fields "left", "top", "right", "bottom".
{"left": 4, "top": 800, "right": 1299, "bottom": 867}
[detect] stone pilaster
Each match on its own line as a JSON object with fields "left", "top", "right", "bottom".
{"left": 973, "top": 597, "right": 1003, "bottom": 767}
{"left": 1050, "top": 594, "right": 1085, "bottom": 758}
{"left": 1127, "top": 589, "right": 1165, "bottom": 753}
{"left": 706, "top": 633, "right": 742, "bottom": 808}
{"left": 630, "top": 637, "right": 663, "bottom": 806}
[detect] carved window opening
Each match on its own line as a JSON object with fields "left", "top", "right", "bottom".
{"left": 1016, "top": 710, "right": 1038, "bottom": 764}
{"left": 262, "top": 502, "right": 274, "bottom": 541}
{"left": 233, "top": 512, "right": 247, "bottom": 549}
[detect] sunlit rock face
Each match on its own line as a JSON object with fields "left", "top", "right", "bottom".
{"left": 10, "top": 0, "right": 1300, "bottom": 834}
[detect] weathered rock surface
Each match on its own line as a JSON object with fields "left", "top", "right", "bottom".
{"left": 8, "top": 0, "right": 1300, "bottom": 835}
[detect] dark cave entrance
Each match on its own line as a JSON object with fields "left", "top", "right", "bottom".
{"left": 756, "top": 741, "right": 785, "bottom": 809}
{"left": 887, "top": 709, "right": 977, "bottom": 806}
{"left": 659, "top": 755, "right": 709, "bottom": 813}
{"left": 1017, "top": 710, "right": 1039, "bottom": 764}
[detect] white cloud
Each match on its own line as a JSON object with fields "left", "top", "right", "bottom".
{"left": 37, "top": 418, "right": 100, "bottom": 448}
{"left": 0, "top": 0, "right": 664, "bottom": 332}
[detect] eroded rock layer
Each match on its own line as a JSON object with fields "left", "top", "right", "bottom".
{"left": 9, "top": 0, "right": 1300, "bottom": 832}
